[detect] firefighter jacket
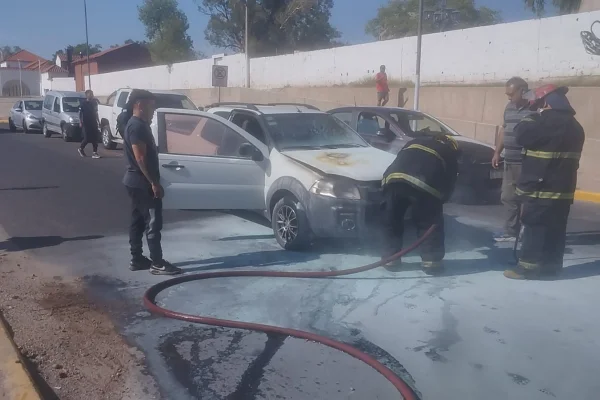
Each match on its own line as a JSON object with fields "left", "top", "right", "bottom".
{"left": 382, "top": 135, "right": 460, "bottom": 203}
{"left": 515, "top": 109, "right": 585, "bottom": 204}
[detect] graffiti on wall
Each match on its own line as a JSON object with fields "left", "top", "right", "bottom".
{"left": 581, "top": 21, "right": 600, "bottom": 55}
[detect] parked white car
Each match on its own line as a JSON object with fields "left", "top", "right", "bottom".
{"left": 98, "top": 88, "right": 197, "bottom": 150}
{"left": 8, "top": 99, "right": 43, "bottom": 133}
{"left": 154, "top": 103, "right": 396, "bottom": 250}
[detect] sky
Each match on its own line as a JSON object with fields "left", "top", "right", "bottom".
{"left": 0, "top": 0, "right": 555, "bottom": 60}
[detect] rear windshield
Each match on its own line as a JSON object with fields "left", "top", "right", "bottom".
{"left": 62, "top": 97, "right": 83, "bottom": 113}
{"left": 24, "top": 101, "right": 42, "bottom": 111}
{"left": 154, "top": 94, "right": 196, "bottom": 110}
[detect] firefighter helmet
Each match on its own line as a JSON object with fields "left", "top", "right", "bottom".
{"left": 523, "top": 84, "right": 569, "bottom": 110}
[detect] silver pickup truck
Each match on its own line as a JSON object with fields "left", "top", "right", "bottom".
{"left": 98, "top": 88, "right": 198, "bottom": 149}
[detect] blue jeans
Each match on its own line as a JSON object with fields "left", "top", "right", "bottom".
{"left": 126, "top": 186, "right": 163, "bottom": 262}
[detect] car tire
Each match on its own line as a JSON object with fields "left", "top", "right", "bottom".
{"left": 22, "top": 120, "right": 29, "bottom": 134}
{"left": 271, "top": 196, "right": 311, "bottom": 251}
{"left": 61, "top": 124, "right": 71, "bottom": 142}
{"left": 43, "top": 122, "right": 52, "bottom": 138}
{"left": 8, "top": 118, "right": 17, "bottom": 132}
{"left": 102, "top": 125, "right": 117, "bottom": 150}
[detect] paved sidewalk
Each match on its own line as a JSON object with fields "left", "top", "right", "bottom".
{"left": 0, "top": 312, "right": 41, "bottom": 400}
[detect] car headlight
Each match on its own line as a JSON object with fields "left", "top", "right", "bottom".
{"left": 25, "top": 113, "right": 37, "bottom": 120}
{"left": 309, "top": 179, "right": 361, "bottom": 200}
{"left": 69, "top": 117, "right": 79, "bottom": 124}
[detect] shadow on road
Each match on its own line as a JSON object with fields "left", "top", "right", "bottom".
{"left": 0, "top": 235, "right": 104, "bottom": 252}
{"left": 0, "top": 185, "right": 59, "bottom": 191}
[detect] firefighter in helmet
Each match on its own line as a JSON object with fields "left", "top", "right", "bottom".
{"left": 381, "top": 130, "right": 460, "bottom": 275}
{"left": 504, "top": 84, "right": 585, "bottom": 280}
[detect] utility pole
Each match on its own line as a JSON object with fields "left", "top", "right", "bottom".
{"left": 84, "top": 0, "right": 92, "bottom": 90}
{"left": 413, "top": 0, "right": 424, "bottom": 111}
{"left": 18, "top": 59, "right": 23, "bottom": 97}
{"left": 245, "top": 1, "right": 250, "bottom": 88}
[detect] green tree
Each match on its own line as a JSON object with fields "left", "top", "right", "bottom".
{"left": 51, "top": 43, "right": 103, "bottom": 63}
{"left": 523, "top": 0, "right": 582, "bottom": 15}
{"left": 366, "top": 0, "right": 501, "bottom": 40}
{"left": 138, "top": 0, "right": 196, "bottom": 64}
{"left": 197, "top": 0, "right": 341, "bottom": 57}
{"left": 0, "top": 45, "right": 23, "bottom": 61}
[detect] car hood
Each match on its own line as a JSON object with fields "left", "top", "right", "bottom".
{"left": 282, "top": 147, "right": 395, "bottom": 182}
{"left": 453, "top": 136, "right": 495, "bottom": 164}
{"left": 25, "top": 110, "right": 42, "bottom": 118}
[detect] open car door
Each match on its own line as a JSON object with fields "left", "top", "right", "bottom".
{"left": 153, "top": 108, "right": 269, "bottom": 211}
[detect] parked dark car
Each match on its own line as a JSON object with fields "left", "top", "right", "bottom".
{"left": 328, "top": 106, "right": 503, "bottom": 203}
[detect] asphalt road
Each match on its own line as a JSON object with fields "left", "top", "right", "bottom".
{"left": 2, "top": 124, "right": 600, "bottom": 400}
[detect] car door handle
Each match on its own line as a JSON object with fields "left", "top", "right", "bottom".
{"left": 162, "top": 164, "right": 185, "bottom": 169}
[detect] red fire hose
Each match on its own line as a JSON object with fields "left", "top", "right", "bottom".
{"left": 144, "top": 224, "right": 437, "bottom": 400}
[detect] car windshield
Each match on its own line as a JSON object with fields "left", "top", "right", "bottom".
{"left": 264, "top": 113, "right": 368, "bottom": 151}
{"left": 62, "top": 97, "right": 82, "bottom": 113}
{"left": 24, "top": 101, "right": 42, "bottom": 111}
{"left": 388, "top": 111, "right": 458, "bottom": 137}
{"left": 155, "top": 94, "right": 196, "bottom": 110}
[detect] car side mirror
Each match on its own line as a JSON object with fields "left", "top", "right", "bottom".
{"left": 15, "top": 108, "right": 22, "bottom": 112}
{"left": 239, "top": 143, "right": 263, "bottom": 161}
{"left": 197, "top": 106, "right": 204, "bottom": 111}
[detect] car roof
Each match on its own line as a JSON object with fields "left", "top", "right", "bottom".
{"left": 206, "top": 104, "right": 323, "bottom": 115}
{"left": 329, "top": 106, "right": 419, "bottom": 113}
{"left": 116, "top": 88, "right": 190, "bottom": 96}
{"left": 46, "top": 91, "right": 86, "bottom": 97}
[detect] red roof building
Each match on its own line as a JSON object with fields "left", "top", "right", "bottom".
{"left": 0, "top": 50, "right": 46, "bottom": 69}
{"left": 71, "top": 43, "right": 152, "bottom": 91}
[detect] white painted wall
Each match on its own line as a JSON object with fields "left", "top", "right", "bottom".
{"left": 41, "top": 73, "right": 76, "bottom": 94}
{"left": 88, "top": 10, "right": 600, "bottom": 94}
{"left": 0, "top": 69, "right": 41, "bottom": 96}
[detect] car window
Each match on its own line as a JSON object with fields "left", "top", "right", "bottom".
{"left": 357, "top": 112, "right": 385, "bottom": 135}
{"left": 62, "top": 97, "right": 82, "bottom": 113}
{"left": 331, "top": 111, "right": 353, "bottom": 126}
{"left": 213, "top": 111, "right": 231, "bottom": 119}
{"left": 106, "top": 91, "right": 117, "bottom": 106}
{"left": 13, "top": 102, "right": 21, "bottom": 109}
{"left": 163, "top": 113, "right": 250, "bottom": 158}
{"left": 231, "top": 113, "right": 267, "bottom": 144}
{"left": 264, "top": 113, "right": 368, "bottom": 151}
{"left": 116, "top": 92, "right": 129, "bottom": 108}
{"left": 389, "top": 111, "right": 457, "bottom": 137}
{"left": 53, "top": 98, "right": 61, "bottom": 113}
{"left": 43, "top": 96, "right": 54, "bottom": 110}
{"left": 24, "top": 101, "right": 42, "bottom": 111}
{"left": 155, "top": 94, "right": 197, "bottom": 110}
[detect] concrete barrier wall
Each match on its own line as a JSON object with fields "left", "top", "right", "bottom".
{"left": 88, "top": 10, "right": 600, "bottom": 94}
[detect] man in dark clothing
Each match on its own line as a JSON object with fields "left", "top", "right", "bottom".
{"left": 381, "top": 133, "right": 460, "bottom": 275}
{"left": 78, "top": 90, "right": 101, "bottom": 159}
{"left": 123, "top": 89, "right": 182, "bottom": 275}
{"left": 504, "top": 85, "right": 585, "bottom": 280}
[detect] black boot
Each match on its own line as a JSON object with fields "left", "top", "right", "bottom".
{"left": 130, "top": 255, "right": 152, "bottom": 271}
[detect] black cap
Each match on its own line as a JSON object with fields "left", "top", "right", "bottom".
{"left": 126, "top": 89, "right": 155, "bottom": 109}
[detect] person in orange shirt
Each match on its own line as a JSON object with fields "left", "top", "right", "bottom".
{"left": 376, "top": 65, "right": 390, "bottom": 106}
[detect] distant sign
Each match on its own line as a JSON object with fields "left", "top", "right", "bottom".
{"left": 212, "top": 65, "right": 228, "bottom": 87}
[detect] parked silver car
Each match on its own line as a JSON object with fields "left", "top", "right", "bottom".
{"left": 41, "top": 91, "right": 86, "bottom": 142}
{"left": 8, "top": 99, "right": 43, "bottom": 133}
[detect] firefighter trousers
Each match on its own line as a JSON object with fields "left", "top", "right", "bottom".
{"left": 381, "top": 182, "right": 445, "bottom": 262}
{"left": 519, "top": 200, "right": 571, "bottom": 273}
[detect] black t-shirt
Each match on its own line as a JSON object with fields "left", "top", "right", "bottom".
{"left": 79, "top": 99, "right": 97, "bottom": 127}
{"left": 122, "top": 116, "right": 160, "bottom": 189}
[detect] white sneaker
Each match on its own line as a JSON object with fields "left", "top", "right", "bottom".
{"left": 92, "top": 152, "right": 101, "bottom": 159}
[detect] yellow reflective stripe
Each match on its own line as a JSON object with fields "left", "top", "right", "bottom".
{"left": 518, "top": 260, "right": 540, "bottom": 270}
{"left": 521, "top": 117, "right": 536, "bottom": 123}
{"left": 383, "top": 173, "right": 442, "bottom": 199}
{"left": 523, "top": 150, "right": 581, "bottom": 160}
{"left": 515, "top": 187, "right": 574, "bottom": 200}
{"left": 405, "top": 144, "right": 447, "bottom": 169}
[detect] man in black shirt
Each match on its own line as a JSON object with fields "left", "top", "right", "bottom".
{"left": 123, "top": 89, "right": 181, "bottom": 275}
{"left": 78, "top": 90, "right": 100, "bottom": 159}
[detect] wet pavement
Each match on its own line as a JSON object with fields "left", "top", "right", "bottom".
{"left": 2, "top": 129, "right": 600, "bottom": 399}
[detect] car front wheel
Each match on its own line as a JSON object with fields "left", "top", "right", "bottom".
{"left": 22, "top": 120, "right": 29, "bottom": 134}
{"left": 102, "top": 125, "right": 117, "bottom": 150}
{"left": 8, "top": 118, "right": 17, "bottom": 132}
{"left": 43, "top": 122, "right": 51, "bottom": 138}
{"left": 61, "top": 124, "right": 71, "bottom": 142}
{"left": 271, "top": 196, "right": 311, "bottom": 250}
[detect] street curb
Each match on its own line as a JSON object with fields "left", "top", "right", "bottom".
{"left": 0, "top": 310, "right": 42, "bottom": 400}
{"left": 575, "top": 190, "right": 600, "bottom": 204}
{"left": 0, "top": 119, "right": 8, "bottom": 124}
